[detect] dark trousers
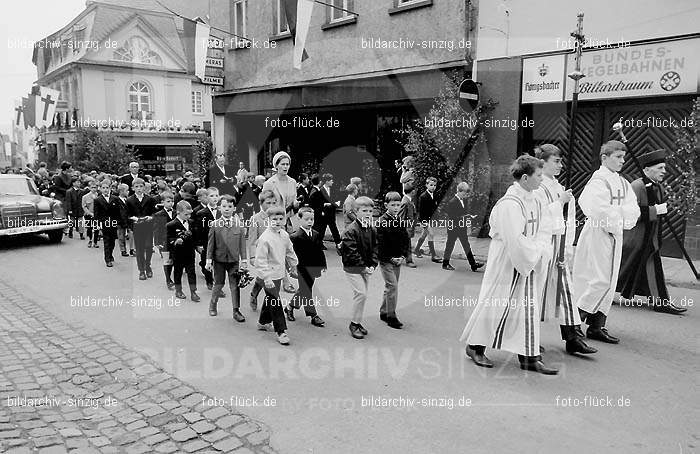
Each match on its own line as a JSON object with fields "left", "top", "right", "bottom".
{"left": 163, "top": 263, "right": 173, "bottom": 285}
{"left": 85, "top": 215, "right": 100, "bottom": 243}
{"left": 291, "top": 267, "right": 318, "bottom": 317}
{"left": 258, "top": 279, "right": 287, "bottom": 334}
{"left": 173, "top": 256, "right": 197, "bottom": 290}
{"left": 442, "top": 229, "right": 477, "bottom": 267}
{"left": 101, "top": 228, "right": 117, "bottom": 263}
{"left": 199, "top": 248, "right": 214, "bottom": 286}
{"left": 212, "top": 261, "right": 240, "bottom": 309}
{"left": 133, "top": 224, "right": 154, "bottom": 272}
{"left": 315, "top": 214, "right": 341, "bottom": 244}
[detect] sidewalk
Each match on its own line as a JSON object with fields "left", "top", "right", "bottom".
{"left": 0, "top": 279, "right": 276, "bottom": 453}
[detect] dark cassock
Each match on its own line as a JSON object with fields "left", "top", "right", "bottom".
{"left": 206, "top": 162, "right": 237, "bottom": 197}
{"left": 616, "top": 149, "right": 686, "bottom": 315}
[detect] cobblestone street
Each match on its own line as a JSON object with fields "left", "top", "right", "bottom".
{"left": 0, "top": 279, "right": 275, "bottom": 454}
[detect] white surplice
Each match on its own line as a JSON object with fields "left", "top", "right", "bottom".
{"left": 460, "top": 183, "right": 551, "bottom": 357}
{"left": 573, "top": 166, "right": 640, "bottom": 316}
{"left": 533, "top": 175, "right": 580, "bottom": 325}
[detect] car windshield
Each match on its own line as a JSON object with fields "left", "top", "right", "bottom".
{"left": 0, "top": 178, "right": 39, "bottom": 195}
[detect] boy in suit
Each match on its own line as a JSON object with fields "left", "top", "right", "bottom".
{"left": 255, "top": 206, "right": 298, "bottom": 345}
{"left": 126, "top": 178, "right": 158, "bottom": 280}
{"left": 296, "top": 173, "right": 312, "bottom": 208}
{"left": 414, "top": 177, "right": 441, "bottom": 262}
{"left": 442, "top": 182, "right": 484, "bottom": 272}
{"left": 247, "top": 190, "right": 278, "bottom": 311}
{"left": 399, "top": 183, "right": 418, "bottom": 268}
{"left": 115, "top": 183, "right": 131, "bottom": 257}
{"left": 206, "top": 195, "right": 248, "bottom": 321}
{"left": 340, "top": 196, "right": 378, "bottom": 339}
{"left": 195, "top": 187, "right": 222, "bottom": 293}
{"left": 93, "top": 178, "right": 121, "bottom": 267}
{"left": 378, "top": 192, "right": 411, "bottom": 329}
{"left": 82, "top": 178, "right": 100, "bottom": 248}
{"left": 154, "top": 191, "right": 176, "bottom": 290}
{"left": 342, "top": 184, "right": 358, "bottom": 230}
{"left": 286, "top": 207, "right": 326, "bottom": 327}
{"left": 65, "top": 177, "right": 84, "bottom": 239}
{"left": 167, "top": 201, "right": 200, "bottom": 301}
{"left": 310, "top": 173, "right": 342, "bottom": 253}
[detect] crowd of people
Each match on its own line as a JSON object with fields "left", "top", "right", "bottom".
{"left": 8, "top": 140, "right": 683, "bottom": 366}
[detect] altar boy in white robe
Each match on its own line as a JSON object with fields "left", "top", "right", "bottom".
{"left": 460, "top": 155, "right": 557, "bottom": 375}
{"left": 573, "top": 140, "right": 640, "bottom": 344}
{"left": 533, "top": 144, "right": 597, "bottom": 356}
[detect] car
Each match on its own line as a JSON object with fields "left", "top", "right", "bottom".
{"left": 0, "top": 174, "right": 69, "bottom": 243}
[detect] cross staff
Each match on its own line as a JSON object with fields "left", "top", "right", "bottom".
{"left": 41, "top": 93, "right": 55, "bottom": 121}
{"left": 14, "top": 105, "right": 23, "bottom": 126}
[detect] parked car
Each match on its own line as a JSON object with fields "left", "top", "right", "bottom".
{"left": 0, "top": 174, "right": 69, "bottom": 243}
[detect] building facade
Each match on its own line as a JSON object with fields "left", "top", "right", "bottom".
{"left": 32, "top": 0, "right": 219, "bottom": 175}
{"left": 213, "top": 0, "right": 478, "bottom": 194}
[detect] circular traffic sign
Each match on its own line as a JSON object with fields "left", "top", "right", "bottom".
{"left": 458, "top": 79, "right": 480, "bottom": 112}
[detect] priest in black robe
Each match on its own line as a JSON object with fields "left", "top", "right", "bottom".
{"left": 616, "top": 149, "right": 686, "bottom": 315}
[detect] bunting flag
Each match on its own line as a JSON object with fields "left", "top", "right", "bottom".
{"left": 34, "top": 86, "right": 61, "bottom": 128}
{"left": 282, "top": 0, "right": 314, "bottom": 69}
{"left": 14, "top": 100, "right": 23, "bottom": 127}
{"left": 183, "top": 18, "right": 210, "bottom": 81}
{"left": 22, "top": 96, "right": 35, "bottom": 129}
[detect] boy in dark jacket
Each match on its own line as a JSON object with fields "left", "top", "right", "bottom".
{"left": 65, "top": 177, "right": 84, "bottom": 239}
{"left": 126, "top": 178, "right": 158, "bottom": 280}
{"left": 153, "top": 191, "right": 176, "bottom": 290}
{"left": 340, "top": 196, "right": 378, "bottom": 339}
{"left": 167, "top": 201, "right": 200, "bottom": 302}
{"left": 378, "top": 192, "right": 410, "bottom": 329}
{"left": 287, "top": 207, "right": 326, "bottom": 327}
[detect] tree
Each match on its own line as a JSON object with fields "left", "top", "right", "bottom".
{"left": 69, "top": 128, "right": 138, "bottom": 174}
{"left": 664, "top": 97, "right": 698, "bottom": 217}
{"left": 193, "top": 137, "right": 214, "bottom": 183}
{"left": 398, "top": 71, "right": 497, "bottom": 233}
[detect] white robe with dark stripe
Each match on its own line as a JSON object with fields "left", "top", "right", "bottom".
{"left": 534, "top": 176, "right": 580, "bottom": 325}
{"left": 460, "top": 183, "right": 551, "bottom": 357}
{"left": 573, "top": 166, "right": 640, "bottom": 316}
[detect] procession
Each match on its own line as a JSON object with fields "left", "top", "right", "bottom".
{"left": 1, "top": 0, "right": 698, "bottom": 453}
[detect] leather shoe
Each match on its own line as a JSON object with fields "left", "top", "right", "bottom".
{"left": 232, "top": 309, "right": 245, "bottom": 322}
{"left": 121, "top": 251, "right": 129, "bottom": 257}
{"left": 106, "top": 262, "right": 114, "bottom": 268}
{"left": 209, "top": 301, "right": 217, "bottom": 316}
{"left": 442, "top": 263, "right": 455, "bottom": 271}
{"left": 386, "top": 317, "right": 403, "bottom": 329}
{"left": 565, "top": 337, "right": 598, "bottom": 355}
{"left": 357, "top": 324, "right": 368, "bottom": 336}
{"left": 310, "top": 315, "right": 325, "bottom": 327}
{"left": 465, "top": 345, "right": 493, "bottom": 368}
{"left": 519, "top": 359, "right": 559, "bottom": 375}
{"left": 284, "top": 307, "right": 295, "bottom": 321}
{"left": 167, "top": 282, "right": 175, "bottom": 291}
{"left": 175, "top": 289, "right": 186, "bottom": 299}
{"left": 471, "top": 262, "right": 485, "bottom": 272}
{"left": 654, "top": 302, "right": 687, "bottom": 315}
{"left": 145, "top": 269, "right": 153, "bottom": 278}
{"left": 405, "top": 262, "right": 417, "bottom": 268}
{"left": 431, "top": 257, "right": 442, "bottom": 263}
{"left": 190, "top": 291, "right": 201, "bottom": 302}
{"left": 414, "top": 248, "right": 423, "bottom": 258}
{"left": 138, "top": 271, "right": 146, "bottom": 280}
{"left": 349, "top": 323, "right": 365, "bottom": 339}
{"left": 586, "top": 327, "right": 619, "bottom": 344}
{"left": 380, "top": 313, "right": 388, "bottom": 323}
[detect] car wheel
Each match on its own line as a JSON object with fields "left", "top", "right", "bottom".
{"left": 47, "top": 230, "right": 63, "bottom": 243}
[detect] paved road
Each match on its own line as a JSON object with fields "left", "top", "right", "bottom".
{"left": 1, "top": 234, "right": 698, "bottom": 454}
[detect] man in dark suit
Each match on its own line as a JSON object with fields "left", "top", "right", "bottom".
{"left": 93, "top": 178, "right": 121, "bottom": 267}
{"left": 287, "top": 207, "right": 326, "bottom": 327}
{"left": 310, "top": 173, "right": 341, "bottom": 252}
{"left": 167, "top": 201, "right": 200, "bottom": 302}
{"left": 205, "top": 151, "right": 237, "bottom": 196}
{"left": 194, "top": 188, "right": 223, "bottom": 294}
{"left": 236, "top": 174, "right": 259, "bottom": 222}
{"left": 414, "top": 176, "right": 441, "bottom": 262}
{"left": 442, "top": 182, "right": 484, "bottom": 272}
{"left": 296, "top": 173, "right": 312, "bottom": 208}
{"left": 119, "top": 161, "right": 142, "bottom": 195}
{"left": 126, "top": 178, "right": 158, "bottom": 280}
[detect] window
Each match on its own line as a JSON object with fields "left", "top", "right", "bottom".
{"left": 329, "top": 0, "right": 355, "bottom": 23}
{"left": 128, "top": 82, "right": 152, "bottom": 120}
{"left": 272, "top": 0, "right": 290, "bottom": 37}
{"left": 388, "top": 0, "right": 433, "bottom": 15}
{"left": 232, "top": 0, "right": 247, "bottom": 48}
{"left": 191, "top": 90, "right": 203, "bottom": 114}
{"left": 114, "top": 37, "right": 163, "bottom": 65}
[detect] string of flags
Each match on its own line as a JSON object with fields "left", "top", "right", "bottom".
{"left": 14, "top": 85, "right": 61, "bottom": 130}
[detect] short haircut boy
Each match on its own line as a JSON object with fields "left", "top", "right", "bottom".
{"left": 534, "top": 144, "right": 562, "bottom": 162}
{"left": 207, "top": 187, "right": 220, "bottom": 195}
{"left": 176, "top": 200, "right": 191, "bottom": 213}
{"left": 259, "top": 189, "right": 276, "bottom": 203}
{"left": 266, "top": 206, "right": 285, "bottom": 217}
{"left": 426, "top": 177, "right": 437, "bottom": 185}
{"left": 132, "top": 177, "right": 145, "bottom": 186}
{"left": 346, "top": 183, "right": 358, "bottom": 194}
{"left": 298, "top": 206, "right": 314, "bottom": 218}
{"left": 353, "top": 196, "right": 374, "bottom": 210}
{"left": 600, "top": 140, "right": 627, "bottom": 158}
{"left": 510, "top": 155, "right": 543, "bottom": 180}
{"left": 384, "top": 191, "right": 402, "bottom": 203}
{"left": 219, "top": 194, "right": 236, "bottom": 205}
{"left": 322, "top": 173, "right": 333, "bottom": 183}
{"left": 161, "top": 191, "right": 174, "bottom": 201}
{"left": 196, "top": 188, "right": 208, "bottom": 198}
{"left": 310, "top": 174, "right": 320, "bottom": 186}
{"left": 117, "top": 183, "right": 128, "bottom": 192}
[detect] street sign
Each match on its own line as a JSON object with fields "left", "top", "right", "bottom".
{"left": 201, "top": 75, "right": 224, "bottom": 86}
{"left": 205, "top": 57, "right": 224, "bottom": 68}
{"left": 458, "top": 79, "right": 479, "bottom": 112}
